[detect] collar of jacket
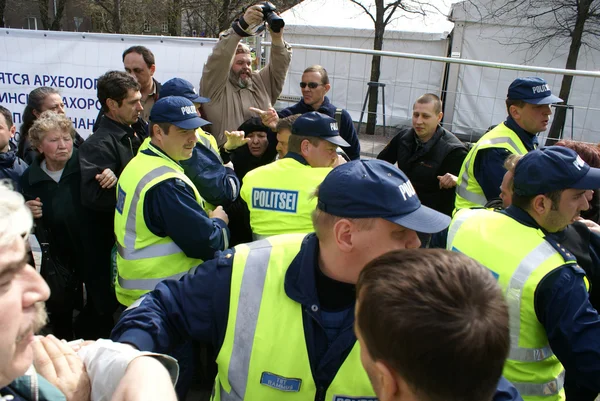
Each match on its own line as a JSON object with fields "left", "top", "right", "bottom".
{"left": 283, "top": 151, "right": 309, "bottom": 165}
{"left": 0, "top": 149, "right": 17, "bottom": 167}
{"left": 295, "top": 96, "right": 334, "bottom": 114}
{"left": 141, "top": 142, "right": 184, "bottom": 170}
{"left": 97, "top": 114, "right": 136, "bottom": 141}
{"left": 26, "top": 148, "right": 80, "bottom": 186}
{"left": 284, "top": 233, "right": 325, "bottom": 307}
{"left": 502, "top": 205, "right": 567, "bottom": 239}
{"left": 504, "top": 115, "right": 538, "bottom": 151}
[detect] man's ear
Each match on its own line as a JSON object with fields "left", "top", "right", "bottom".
{"left": 324, "top": 83, "right": 331, "bottom": 94}
{"left": 150, "top": 64, "right": 156, "bottom": 76}
{"left": 531, "top": 194, "right": 550, "bottom": 216}
{"left": 9, "top": 125, "right": 16, "bottom": 139}
{"left": 332, "top": 218, "right": 354, "bottom": 253}
{"left": 373, "top": 360, "right": 401, "bottom": 401}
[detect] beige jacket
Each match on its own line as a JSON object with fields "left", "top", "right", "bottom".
{"left": 200, "top": 28, "right": 292, "bottom": 145}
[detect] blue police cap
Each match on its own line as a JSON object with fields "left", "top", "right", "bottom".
{"left": 159, "top": 78, "right": 210, "bottom": 104}
{"left": 292, "top": 112, "right": 350, "bottom": 147}
{"left": 514, "top": 146, "right": 600, "bottom": 196}
{"left": 150, "top": 96, "right": 210, "bottom": 129}
{"left": 507, "top": 77, "right": 562, "bottom": 105}
{"left": 317, "top": 160, "right": 450, "bottom": 233}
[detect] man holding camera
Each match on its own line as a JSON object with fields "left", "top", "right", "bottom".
{"left": 200, "top": 3, "right": 292, "bottom": 146}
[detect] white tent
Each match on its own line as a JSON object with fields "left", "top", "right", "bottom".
{"left": 274, "top": 0, "right": 456, "bottom": 128}
{"left": 447, "top": 0, "right": 600, "bottom": 143}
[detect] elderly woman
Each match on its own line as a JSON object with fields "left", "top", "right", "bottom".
{"left": 19, "top": 111, "right": 112, "bottom": 341}
{"left": 18, "top": 87, "right": 84, "bottom": 164}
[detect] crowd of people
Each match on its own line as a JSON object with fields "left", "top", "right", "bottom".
{"left": 1, "top": 2, "right": 600, "bottom": 401}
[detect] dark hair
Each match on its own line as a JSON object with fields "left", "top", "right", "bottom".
{"left": 18, "top": 87, "right": 61, "bottom": 159}
{"left": 356, "top": 249, "right": 509, "bottom": 401}
{"left": 287, "top": 134, "right": 321, "bottom": 153}
{"left": 415, "top": 93, "right": 442, "bottom": 114}
{"left": 238, "top": 117, "right": 271, "bottom": 137}
{"left": 506, "top": 98, "right": 526, "bottom": 115}
{"left": 97, "top": 71, "right": 140, "bottom": 113}
{"left": 122, "top": 46, "right": 155, "bottom": 68}
{"left": 149, "top": 122, "right": 172, "bottom": 138}
{"left": 0, "top": 106, "right": 13, "bottom": 128}
{"left": 303, "top": 65, "right": 329, "bottom": 85}
{"left": 555, "top": 140, "right": 600, "bottom": 168}
{"left": 276, "top": 114, "right": 302, "bottom": 133}
{"left": 511, "top": 189, "right": 563, "bottom": 212}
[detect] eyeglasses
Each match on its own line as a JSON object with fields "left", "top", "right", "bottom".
{"left": 299, "top": 82, "right": 323, "bottom": 89}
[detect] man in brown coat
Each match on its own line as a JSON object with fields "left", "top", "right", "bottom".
{"left": 200, "top": 3, "right": 292, "bottom": 146}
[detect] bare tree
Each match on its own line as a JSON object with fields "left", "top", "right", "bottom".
{"left": 0, "top": 0, "right": 6, "bottom": 27}
{"left": 38, "top": 0, "right": 69, "bottom": 30}
{"left": 348, "top": 0, "right": 434, "bottom": 135}
{"left": 466, "top": 0, "right": 600, "bottom": 144}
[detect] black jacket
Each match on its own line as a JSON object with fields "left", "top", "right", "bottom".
{"left": 0, "top": 149, "right": 28, "bottom": 191}
{"left": 20, "top": 150, "right": 86, "bottom": 279}
{"left": 79, "top": 114, "right": 142, "bottom": 212}
{"left": 377, "top": 125, "right": 467, "bottom": 217}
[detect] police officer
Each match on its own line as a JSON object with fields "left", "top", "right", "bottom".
{"left": 158, "top": 78, "right": 241, "bottom": 208}
{"left": 111, "top": 159, "right": 456, "bottom": 400}
{"left": 113, "top": 96, "right": 230, "bottom": 306}
{"left": 240, "top": 111, "right": 349, "bottom": 239}
{"left": 448, "top": 146, "right": 600, "bottom": 400}
{"left": 455, "top": 77, "right": 562, "bottom": 209}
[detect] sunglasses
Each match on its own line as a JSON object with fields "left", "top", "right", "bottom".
{"left": 299, "top": 82, "right": 323, "bottom": 89}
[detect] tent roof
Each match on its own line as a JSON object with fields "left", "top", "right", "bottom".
{"left": 281, "top": 0, "right": 456, "bottom": 39}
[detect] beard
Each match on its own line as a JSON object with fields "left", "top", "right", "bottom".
{"left": 230, "top": 69, "right": 251, "bottom": 89}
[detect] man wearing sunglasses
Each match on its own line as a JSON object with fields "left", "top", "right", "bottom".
{"left": 256, "top": 65, "right": 361, "bottom": 161}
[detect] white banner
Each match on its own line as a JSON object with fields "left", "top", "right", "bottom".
{"left": 0, "top": 28, "right": 217, "bottom": 142}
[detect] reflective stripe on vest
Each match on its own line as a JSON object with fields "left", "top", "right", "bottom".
{"left": 116, "top": 165, "right": 191, "bottom": 291}
{"left": 507, "top": 241, "right": 561, "bottom": 363}
{"left": 222, "top": 239, "right": 272, "bottom": 401}
{"left": 456, "top": 136, "right": 524, "bottom": 205}
{"left": 120, "top": 166, "right": 184, "bottom": 259}
{"left": 117, "top": 272, "right": 188, "bottom": 291}
{"left": 456, "top": 132, "right": 527, "bottom": 208}
{"left": 448, "top": 209, "right": 569, "bottom": 400}
{"left": 513, "top": 370, "right": 565, "bottom": 397}
{"left": 215, "top": 235, "right": 376, "bottom": 401}
{"left": 252, "top": 233, "right": 268, "bottom": 241}
{"left": 197, "top": 131, "right": 223, "bottom": 163}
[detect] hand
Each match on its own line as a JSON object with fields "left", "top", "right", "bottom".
{"left": 577, "top": 218, "right": 600, "bottom": 235}
{"left": 269, "top": 25, "right": 284, "bottom": 43}
{"left": 332, "top": 154, "right": 347, "bottom": 168}
{"left": 209, "top": 205, "right": 229, "bottom": 225}
{"left": 249, "top": 106, "right": 279, "bottom": 130}
{"left": 25, "top": 198, "right": 43, "bottom": 219}
{"left": 438, "top": 173, "right": 458, "bottom": 189}
{"left": 112, "top": 357, "right": 176, "bottom": 401}
{"left": 95, "top": 168, "right": 118, "bottom": 189}
{"left": 33, "top": 335, "right": 91, "bottom": 401}
{"left": 223, "top": 130, "right": 250, "bottom": 151}
{"left": 243, "top": 4, "right": 265, "bottom": 27}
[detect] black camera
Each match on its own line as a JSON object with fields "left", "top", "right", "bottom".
{"left": 262, "top": 2, "right": 285, "bottom": 33}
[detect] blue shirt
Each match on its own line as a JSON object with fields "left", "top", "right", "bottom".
{"left": 503, "top": 206, "right": 600, "bottom": 393}
{"left": 474, "top": 116, "right": 538, "bottom": 200}
{"left": 279, "top": 96, "right": 361, "bottom": 160}
{"left": 141, "top": 147, "right": 230, "bottom": 261}
{"left": 112, "top": 233, "right": 522, "bottom": 400}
